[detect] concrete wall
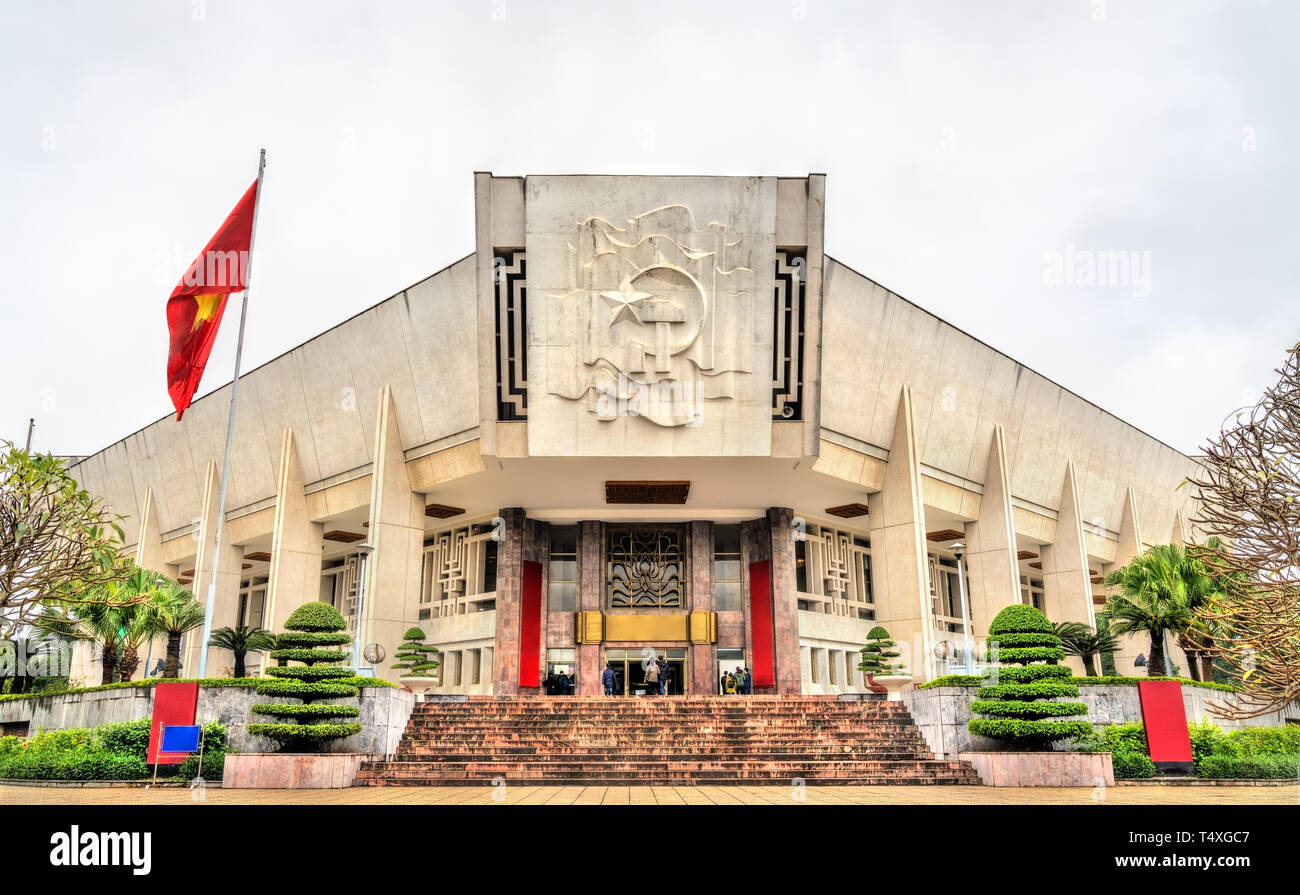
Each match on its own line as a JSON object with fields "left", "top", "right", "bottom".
{"left": 903, "top": 685, "right": 1299, "bottom": 759}
{"left": 0, "top": 686, "right": 414, "bottom": 758}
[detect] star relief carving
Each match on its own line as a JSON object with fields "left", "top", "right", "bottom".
{"left": 600, "top": 276, "right": 653, "bottom": 326}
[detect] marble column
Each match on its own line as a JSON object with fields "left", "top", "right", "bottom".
{"left": 767, "top": 507, "right": 802, "bottom": 694}
{"left": 689, "top": 520, "right": 716, "bottom": 696}
{"left": 491, "top": 507, "right": 527, "bottom": 695}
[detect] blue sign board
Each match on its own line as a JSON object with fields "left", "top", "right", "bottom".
{"left": 160, "top": 725, "right": 202, "bottom": 754}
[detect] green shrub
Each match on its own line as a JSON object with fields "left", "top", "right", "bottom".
{"left": 94, "top": 719, "right": 152, "bottom": 759}
{"left": 969, "top": 605, "right": 1091, "bottom": 747}
{"left": 977, "top": 632, "right": 1061, "bottom": 648}
{"left": 991, "top": 646, "right": 1066, "bottom": 664}
{"left": 254, "top": 680, "right": 359, "bottom": 699}
{"left": 284, "top": 602, "right": 349, "bottom": 632}
{"left": 1069, "top": 675, "right": 1237, "bottom": 692}
{"left": 987, "top": 605, "right": 1054, "bottom": 634}
{"left": 969, "top": 699, "right": 1092, "bottom": 718}
{"left": 1098, "top": 722, "right": 1147, "bottom": 756}
{"left": 268, "top": 648, "right": 351, "bottom": 663}
{"left": 264, "top": 664, "right": 356, "bottom": 680}
{"left": 268, "top": 631, "right": 352, "bottom": 646}
{"left": 1188, "top": 720, "right": 1227, "bottom": 764}
{"left": 916, "top": 675, "right": 983, "bottom": 689}
{"left": 176, "top": 750, "right": 224, "bottom": 782}
{"left": 968, "top": 719, "right": 1094, "bottom": 741}
{"left": 977, "top": 681, "right": 1083, "bottom": 701}
{"left": 858, "top": 626, "right": 905, "bottom": 677}
{"left": 1221, "top": 726, "right": 1300, "bottom": 758}
{"left": 247, "top": 722, "right": 362, "bottom": 742}
{"left": 392, "top": 627, "right": 441, "bottom": 678}
{"left": 253, "top": 602, "right": 361, "bottom": 752}
{"left": 1113, "top": 751, "right": 1156, "bottom": 779}
{"left": 250, "top": 703, "right": 362, "bottom": 720}
{"left": 1196, "top": 755, "right": 1298, "bottom": 780}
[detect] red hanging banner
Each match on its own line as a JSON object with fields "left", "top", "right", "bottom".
{"left": 748, "top": 561, "right": 776, "bottom": 688}
{"left": 518, "top": 561, "right": 543, "bottom": 689}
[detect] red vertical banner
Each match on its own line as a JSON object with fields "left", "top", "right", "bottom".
{"left": 147, "top": 681, "right": 199, "bottom": 764}
{"left": 1138, "top": 680, "right": 1194, "bottom": 769}
{"left": 519, "top": 560, "right": 542, "bottom": 689}
{"left": 748, "top": 561, "right": 776, "bottom": 688}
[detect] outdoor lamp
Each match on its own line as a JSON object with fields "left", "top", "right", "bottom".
{"left": 1134, "top": 653, "right": 1148, "bottom": 668}
{"left": 363, "top": 643, "right": 386, "bottom": 664}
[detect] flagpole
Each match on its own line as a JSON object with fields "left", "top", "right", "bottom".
{"left": 196, "top": 149, "right": 266, "bottom": 679}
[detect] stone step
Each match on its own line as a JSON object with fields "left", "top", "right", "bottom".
{"left": 362, "top": 696, "right": 976, "bottom": 787}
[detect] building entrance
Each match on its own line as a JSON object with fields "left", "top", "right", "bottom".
{"left": 604, "top": 648, "right": 687, "bottom": 696}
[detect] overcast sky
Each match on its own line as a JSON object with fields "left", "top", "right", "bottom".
{"left": 2, "top": 0, "right": 1295, "bottom": 459}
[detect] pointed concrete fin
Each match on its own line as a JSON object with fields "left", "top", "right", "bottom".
{"left": 1052, "top": 460, "right": 1096, "bottom": 627}
{"left": 967, "top": 424, "right": 1021, "bottom": 625}
{"left": 1115, "top": 486, "right": 1144, "bottom": 566}
{"left": 134, "top": 486, "right": 165, "bottom": 572}
{"left": 267, "top": 428, "right": 317, "bottom": 631}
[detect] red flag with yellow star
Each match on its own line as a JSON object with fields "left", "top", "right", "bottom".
{"left": 166, "top": 180, "right": 259, "bottom": 420}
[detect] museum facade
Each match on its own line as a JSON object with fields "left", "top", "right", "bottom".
{"left": 69, "top": 173, "right": 1202, "bottom": 694}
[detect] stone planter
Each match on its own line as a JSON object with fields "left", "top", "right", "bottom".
{"left": 876, "top": 675, "right": 912, "bottom": 701}
{"left": 959, "top": 750, "right": 1114, "bottom": 787}
{"left": 222, "top": 753, "right": 367, "bottom": 789}
{"left": 401, "top": 676, "right": 440, "bottom": 698}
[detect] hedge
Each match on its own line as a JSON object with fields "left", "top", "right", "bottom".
{"left": 977, "top": 681, "right": 1084, "bottom": 701}
{"left": 1113, "top": 751, "right": 1156, "bottom": 779}
{"left": 264, "top": 665, "right": 357, "bottom": 680}
{"left": 1195, "top": 755, "right": 1299, "bottom": 780}
{"left": 989, "top": 646, "right": 1066, "bottom": 664}
{"left": 968, "top": 719, "right": 1094, "bottom": 741}
{"left": 267, "top": 648, "right": 352, "bottom": 664}
{"left": 0, "top": 719, "right": 229, "bottom": 782}
{"left": 247, "top": 723, "right": 363, "bottom": 742}
{"left": 250, "top": 703, "right": 363, "bottom": 720}
{"left": 0, "top": 677, "right": 265, "bottom": 703}
{"left": 252, "top": 680, "right": 359, "bottom": 699}
{"left": 268, "top": 631, "right": 351, "bottom": 646}
{"left": 969, "top": 699, "right": 1089, "bottom": 719}
{"left": 917, "top": 673, "right": 1236, "bottom": 691}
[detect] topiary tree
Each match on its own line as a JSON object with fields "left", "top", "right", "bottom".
{"left": 858, "top": 626, "right": 904, "bottom": 678}
{"left": 390, "top": 627, "right": 440, "bottom": 678}
{"left": 968, "top": 605, "right": 1093, "bottom": 748}
{"left": 248, "top": 602, "right": 362, "bottom": 752}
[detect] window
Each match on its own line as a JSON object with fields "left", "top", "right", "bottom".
{"left": 421, "top": 520, "right": 502, "bottom": 617}
{"left": 548, "top": 525, "right": 577, "bottom": 611}
{"left": 468, "top": 648, "right": 481, "bottom": 685}
{"left": 237, "top": 576, "right": 267, "bottom": 629}
{"left": 606, "top": 525, "right": 683, "bottom": 608}
{"left": 792, "top": 519, "right": 873, "bottom": 618}
{"left": 714, "top": 524, "right": 742, "bottom": 611}
{"left": 929, "top": 552, "right": 973, "bottom": 632}
{"left": 1021, "top": 575, "right": 1044, "bottom": 611}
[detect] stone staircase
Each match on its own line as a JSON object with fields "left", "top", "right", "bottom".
{"left": 354, "top": 696, "right": 980, "bottom": 786}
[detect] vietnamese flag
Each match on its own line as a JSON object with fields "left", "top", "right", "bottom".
{"left": 166, "top": 180, "right": 259, "bottom": 420}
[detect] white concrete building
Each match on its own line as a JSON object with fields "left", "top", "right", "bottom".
{"left": 68, "top": 173, "right": 1201, "bottom": 694}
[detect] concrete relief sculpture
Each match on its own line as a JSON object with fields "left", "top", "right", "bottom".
{"left": 546, "top": 205, "right": 755, "bottom": 427}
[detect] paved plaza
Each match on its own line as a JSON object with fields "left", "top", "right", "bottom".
{"left": 2, "top": 784, "right": 1294, "bottom": 806}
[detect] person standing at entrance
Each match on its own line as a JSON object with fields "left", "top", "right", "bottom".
{"left": 743, "top": 667, "right": 752, "bottom": 695}
{"left": 644, "top": 657, "right": 658, "bottom": 695}
{"left": 602, "top": 663, "right": 616, "bottom": 696}
{"left": 656, "top": 655, "right": 668, "bottom": 696}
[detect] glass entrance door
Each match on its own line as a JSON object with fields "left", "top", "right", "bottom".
{"left": 604, "top": 648, "right": 688, "bottom": 696}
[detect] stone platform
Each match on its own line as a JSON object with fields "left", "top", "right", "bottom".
{"left": 354, "top": 696, "right": 980, "bottom": 786}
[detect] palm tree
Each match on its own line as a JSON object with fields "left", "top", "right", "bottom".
{"left": 145, "top": 580, "right": 205, "bottom": 678}
{"left": 208, "top": 625, "right": 276, "bottom": 678}
{"left": 1053, "top": 621, "right": 1120, "bottom": 676}
{"left": 1103, "top": 544, "right": 1200, "bottom": 677}
{"left": 36, "top": 564, "right": 163, "bottom": 683}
